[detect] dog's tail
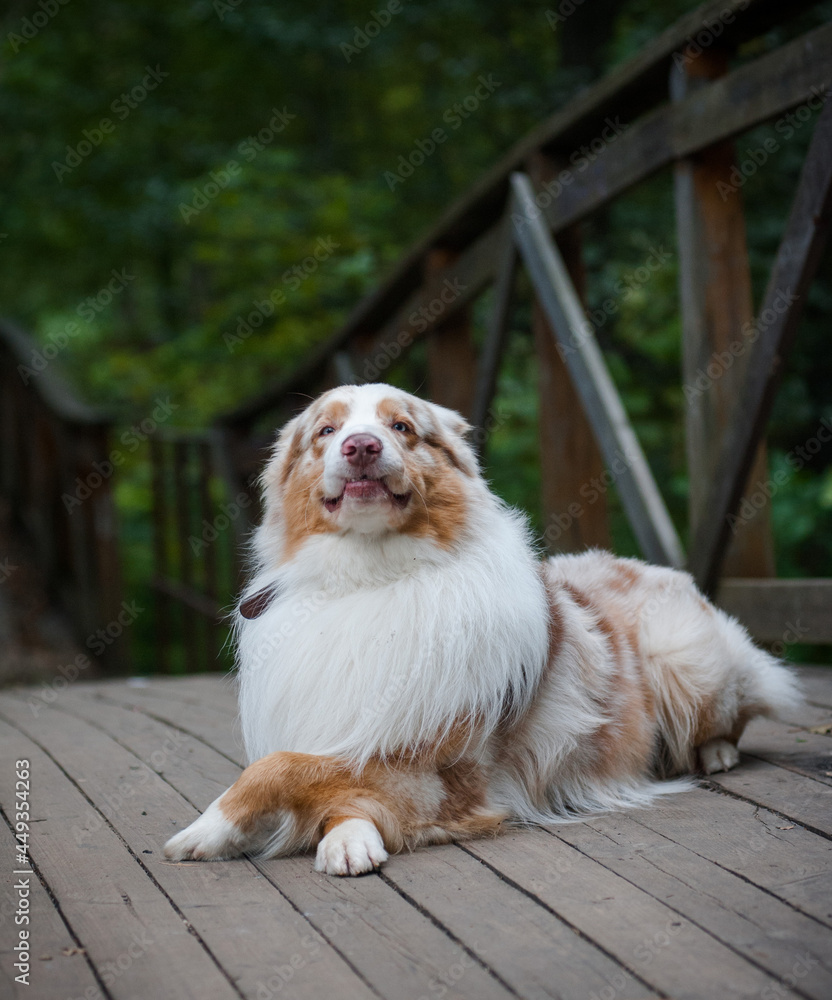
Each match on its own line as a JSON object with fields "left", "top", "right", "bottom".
{"left": 742, "top": 640, "right": 804, "bottom": 721}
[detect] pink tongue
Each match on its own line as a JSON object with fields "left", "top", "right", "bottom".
{"left": 344, "top": 480, "right": 388, "bottom": 499}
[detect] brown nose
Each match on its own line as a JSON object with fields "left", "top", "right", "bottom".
{"left": 341, "top": 433, "right": 383, "bottom": 467}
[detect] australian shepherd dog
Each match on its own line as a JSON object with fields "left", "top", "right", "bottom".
{"left": 164, "top": 383, "right": 799, "bottom": 875}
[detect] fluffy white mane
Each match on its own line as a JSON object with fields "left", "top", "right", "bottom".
{"left": 235, "top": 486, "right": 550, "bottom": 767}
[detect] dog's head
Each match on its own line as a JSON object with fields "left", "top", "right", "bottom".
{"left": 260, "top": 383, "right": 479, "bottom": 562}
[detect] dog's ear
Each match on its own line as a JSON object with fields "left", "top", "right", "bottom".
{"left": 264, "top": 413, "right": 304, "bottom": 489}
{"left": 428, "top": 402, "right": 478, "bottom": 477}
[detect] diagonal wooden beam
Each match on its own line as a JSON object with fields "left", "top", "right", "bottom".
{"left": 470, "top": 215, "right": 518, "bottom": 449}
{"left": 690, "top": 99, "right": 832, "bottom": 594}
{"left": 509, "top": 172, "right": 685, "bottom": 568}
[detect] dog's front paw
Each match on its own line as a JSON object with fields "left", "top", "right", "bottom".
{"left": 164, "top": 800, "right": 245, "bottom": 861}
{"left": 699, "top": 738, "right": 740, "bottom": 775}
{"left": 315, "top": 818, "right": 388, "bottom": 876}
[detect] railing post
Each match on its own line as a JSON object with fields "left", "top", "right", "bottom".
{"left": 671, "top": 51, "right": 775, "bottom": 578}
{"left": 424, "top": 249, "right": 477, "bottom": 418}
{"left": 528, "top": 152, "right": 610, "bottom": 554}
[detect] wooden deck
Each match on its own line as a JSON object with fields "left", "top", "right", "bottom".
{"left": 1, "top": 667, "right": 831, "bottom": 1000}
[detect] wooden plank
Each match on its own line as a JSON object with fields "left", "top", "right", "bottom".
{"left": 717, "top": 579, "right": 832, "bottom": 644}
{"left": 0, "top": 811, "right": 104, "bottom": 1000}
{"left": 87, "top": 681, "right": 245, "bottom": 763}
{"left": 511, "top": 171, "right": 684, "bottom": 567}
{"left": 41, "top": 688, "right": 516, "bottom": 1000}
{"left": 671, "top": 49, "right": 774, "bottom": 578}
{"left": 690, "top": 97, "right": 832, "bottom": 592}
{"left": 467, "top": 826, "right": 787, "bottom": 999}
{"left": 260, "top": 854, "right": 515, "bottom": 1000}
{"left": 124, "top": 675, "right": 238, "bottom": 715}
{"left": 558, "top": 814, "right": 832, "bottom": 1000}
{"left": 385, "top": 843, "right": 657, "bottom": 1000}
{"left": 0, "top": 694, "right": 379, "bottom": 1000}
{"left": 424, "top": 249, "right": 477, "bottom": 417}
{"left": 0, "top": 710, "right": 241, "bottom": 1000}
{"left": 798, "top": 666, "right": 832, "bottom": 709}
{"left": 632, "top": 785, "right": 832, "bottom": 927}
{"left": 53, "top": 687, "right": 243, "bottom": 803}
{"left": 707, "top": 757, "right": 832, "bottom": 836}
{"left": 738, "top": 714, "right": 832, "bottom": 787}
{"left": 470, "top": 218, "right": 517, "bottom": 447}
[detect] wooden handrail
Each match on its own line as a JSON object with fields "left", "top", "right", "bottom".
{"left": 217, "top": 0, "right": 824, "bottom": 430}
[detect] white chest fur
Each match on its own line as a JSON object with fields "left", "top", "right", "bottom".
{"left": 236, "top": 499, "right": 549, "bottom": 766}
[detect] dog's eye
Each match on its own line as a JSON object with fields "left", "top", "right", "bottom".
{"left": 392, "top": 421, "right": 409, "bottom": 433}
{"left": 319, "top": 426, "right": 336, "bottom": 437}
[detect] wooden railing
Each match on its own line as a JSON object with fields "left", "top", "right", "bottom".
{"left": 0, "top": 320, "right": 125, "bottom": 667}
{"left": 148, "top": 430, "right": 253, "bottom": 672}
{"left": 148, "top": 0, "right": 832, "bottom": 668}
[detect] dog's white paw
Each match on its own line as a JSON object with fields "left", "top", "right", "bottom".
{"left": 315, "top": 818, "right": 388, "bottom": 876}
{"left": 164, "top": 800, "right": 244, "bottom": 861}
{"left": 699, "top": 738, "right": 740, "bottom": 775}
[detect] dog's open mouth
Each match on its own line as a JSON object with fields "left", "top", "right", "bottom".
{"left": 323, "top": 475, "right": 411, "bottom": 513}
